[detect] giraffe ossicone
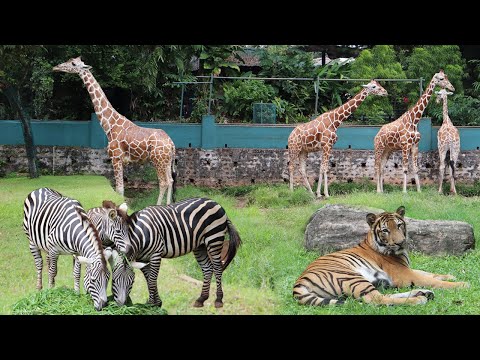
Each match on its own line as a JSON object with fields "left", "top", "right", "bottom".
{"left": 435, "top": 88, "right": 460, "bottom": 195}
{"left": 373, "top": 70, "right": 455, "bottom": 194}
{"left": 288, "top": 79, "right": 388, "bottom": 198}
{"left": 53, "top": 56, "right": 176, "bottom": 205}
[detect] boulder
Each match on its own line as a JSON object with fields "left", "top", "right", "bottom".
{"left": 304, "top": 204, "right": 475, "bottom": 256}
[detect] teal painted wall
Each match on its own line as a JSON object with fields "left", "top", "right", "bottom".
{"left": 1, "top": 115, "right": 479, "bottom": 151}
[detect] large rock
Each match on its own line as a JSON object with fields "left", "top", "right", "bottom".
{"left": 304, "top": 204, "right": 475, "bottom": 256}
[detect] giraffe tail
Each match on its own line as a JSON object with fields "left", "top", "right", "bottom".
{"left": 293, "top": 284, "right": 344, "bottom": 306}
{"left": 445, "top": 149, "right": 455, "bottom": 178}
{"left": 171, "top": 159, "right": 177, "bottom": 203}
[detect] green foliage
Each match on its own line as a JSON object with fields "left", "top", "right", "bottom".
{"left": 316, "top": 58, "right": 353, "bottom": 111}
{"left": 199, "top": 45, "right": 241, "bottom": 76}
{"left": 405, "top": 45, "right": 466, "bottom": 95}
{"left": 349, "top": 45, "right": 407, "bottom": 122}
{"left": 12, "top": 287, "right": 167, "bottom": 315}
{"left": 222, "top": 80, "right": 276, "bottom": 120}
{"left": 428, "top": 94, "right": 480, "bottom": 126}
{"left": 259, "top": 46, "right": 317, "bottom": 119}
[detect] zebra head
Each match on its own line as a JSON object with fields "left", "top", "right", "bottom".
{"left": 77, "top": 255, "right": 110, "bottom": 311}
{"left": 95, "top": 201, "right": 132, "bottom": 256}
{"left": 105, "top": 247, "right": 148, "bottom": 306}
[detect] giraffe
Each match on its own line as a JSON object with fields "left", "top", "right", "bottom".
{"left": 435, "top": 89, "right": 460, "bottom": 195}
{"left": 53, "top": 57, "right": 175, "bottom": 205}
{"left": 374, "top": 70, "right": 455, "bottom": 194}
{"left": 288, "top": 80, "right": 388, "bottom": 198}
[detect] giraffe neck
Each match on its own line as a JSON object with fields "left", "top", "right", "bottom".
{"left": 79, "top": 70, "right": 121, "bottom": 134}
{"left": 441, "top": 97, "right": 452, "bottom": 126}
{"left": 405, "top": 78, "right": 436, "bottom": 126}
{"left": 329, "top": 89, "right": 368, "bottom": 129}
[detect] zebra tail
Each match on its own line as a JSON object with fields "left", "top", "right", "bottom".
{"left": 293, "top": 284, "right": 344, "bottom": 306}
{"left": 222, "top": 219, "right": 242, "bottom": 270}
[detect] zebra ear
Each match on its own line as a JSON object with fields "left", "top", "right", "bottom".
{"left": 130, "top": 261, "right": 148, "bottom": 269}
{"left": 76, "top": 256, "right": 94, "bottom": 265}
{"left": 108, "top": 209, "right": 116, "bottom": 219}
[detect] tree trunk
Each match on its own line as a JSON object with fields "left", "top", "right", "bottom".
{"left": 0, "top": 82, "right": 39, "bottom": 178}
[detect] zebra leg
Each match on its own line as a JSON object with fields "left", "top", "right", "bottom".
{"left": 30, "top": 244, "right": 43, "bottom": 290}
{"left": 47, "top": 250, "right": 59, "bottom": 288}
{"left": 207, "top": 239, "right": 226, "bottom": 308}
{"left": 193, "top": 245, "right": 213, "bottom": 307}
{"left": 140, "top": 255, "right": 162, "bottom": 306}
{"left": 73, "top": 257, "right": 81, "bottom": 294}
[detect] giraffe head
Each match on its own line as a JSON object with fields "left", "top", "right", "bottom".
{"left": 435, "top": 89, "right": 454, "bottom": 104}
{"left": 432, "top": 70, "right": 455, "bottom": 91}
{"left": 361, "top": 80, "right": 388, "bottom": 97}
{"left": 53, "top": 56, "right": 92, "bottom": 74}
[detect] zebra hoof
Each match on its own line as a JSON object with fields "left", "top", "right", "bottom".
{"left": 193, "top": 300, "right": 204, "bottom": 308}
{"left": 214, "top": 301, "right": 223, "bottom": 308}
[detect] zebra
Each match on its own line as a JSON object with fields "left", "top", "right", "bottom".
{"left": 22, "top": 187, "right": 111, "bottom": 311}
{"left": 72, "top": 203, "right": 132, "bottom": 294}
{"left": 94, "top": 197, "right": 242, "bottom": 308}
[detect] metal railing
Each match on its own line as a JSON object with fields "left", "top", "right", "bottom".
{"left": 173, "top": 75, "right": 424, "bottom": 119}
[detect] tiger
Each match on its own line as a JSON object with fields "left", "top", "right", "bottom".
{"left": 293, "top": 206, "right": 469, "bottom": 306}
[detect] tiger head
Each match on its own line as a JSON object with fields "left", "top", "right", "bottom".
{"left": 366, "top": 206, "right": 407, "bottom": 256}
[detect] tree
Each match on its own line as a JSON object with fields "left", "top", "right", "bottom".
{"left": 349, "top": 45, "right": 407, "bottom": 124}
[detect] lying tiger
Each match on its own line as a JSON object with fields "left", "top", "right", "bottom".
{"left": 293, "top": 206, "right": 468, "bottom": 306}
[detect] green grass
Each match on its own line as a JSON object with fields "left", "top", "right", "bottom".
{"left": 12, "top": 287, "right": 167, "bottom": 315}
{"left": 2, "top": 174, "right": 480, "bottom": 315}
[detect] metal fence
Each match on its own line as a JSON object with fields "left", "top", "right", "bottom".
{"left": 173, "top": 75, "right": 424, "bottom": 120}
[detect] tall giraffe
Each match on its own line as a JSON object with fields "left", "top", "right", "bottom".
{"left": 288, "top": 80, "right": 388, "bottom": 198}
{"left": 53, "top": 57, "right": 175, "bottom": 205}
{"left": 436, "top": 89, "right": 460, "bottom": 195}
{"left": 374, "top": 70, "right": 455, "bottom": 193}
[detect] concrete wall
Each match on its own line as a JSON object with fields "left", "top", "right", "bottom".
{"left": 2, "top": 145, "right": 479, "bottom": 188}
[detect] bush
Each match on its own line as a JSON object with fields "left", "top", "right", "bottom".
{"left": 222, "top": 80, "right": 276, "bottom": 121}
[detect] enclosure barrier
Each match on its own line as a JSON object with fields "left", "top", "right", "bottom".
{"left": 2, "top": 114, "right": 480, "bottom": 151}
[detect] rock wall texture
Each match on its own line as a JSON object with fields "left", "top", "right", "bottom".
{"left": 1, "top": 145, "right": 480, "bottom": 188}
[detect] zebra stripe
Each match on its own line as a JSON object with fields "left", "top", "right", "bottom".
{"left": 95, "top": 197, "right": 241, "bottom": 308}
{"left": 23, "top": 187, "right": 110, "bottom": 311}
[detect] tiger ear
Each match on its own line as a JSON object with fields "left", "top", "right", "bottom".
{"left": 366, "top": 213, "right": 377, "bottom": 227}
{"left": 396, "top": 206, "right": 405, "bottom": 218}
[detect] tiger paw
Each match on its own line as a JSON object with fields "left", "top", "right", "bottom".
{"left": 412, "top": 289, "right": 434, "bottom": 300}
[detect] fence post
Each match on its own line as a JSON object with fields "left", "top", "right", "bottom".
{"left": 201, "top": 114, "right": 216, "bottom": 149}
{"left": 208, "top": 74, "right": 214, "bottom": 115}
{"left": 314, "top": 76, "right": 319, "bottom": 116}
{"left": 90, "top": 113, "right": 107, "bottom": 149}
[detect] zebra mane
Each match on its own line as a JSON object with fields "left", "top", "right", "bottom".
{"left": 75, "top": 205, "right": 106, "bottom": 268}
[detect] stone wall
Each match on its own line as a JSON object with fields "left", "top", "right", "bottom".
{"left": 1, "top": 145, "right": 480, "bottom": 188}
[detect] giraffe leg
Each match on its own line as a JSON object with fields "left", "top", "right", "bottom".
{"left": 299, "top": 152, "right": 314, "bottom": 195}
{"left": 438, "top": 148, "right": 446, "bottom": 194}
{"left": 374, "top": 147, "right": 384, "bottom": 193}
{"left": 288, "top": 150, "right": 297, "bottom": 192}
{"left": 448, "top": 159, "right": 456, "bottom": 195}
{"left": 320, "top": 147, "right": 332, "bottom": 198}
{"left": 411, "top": 143, "right": 421, "bottom": 192}
{"left": 379, "top": 150, "right": 390, "bottom": 193}
{"left": 155, "top": 165, "right": 170, "bottom": 206}
{"left": 111, "top": 157, "right": 125, "bottom": 197}
{"left": 401, "top": 146, "right": 410, "bottom": 193}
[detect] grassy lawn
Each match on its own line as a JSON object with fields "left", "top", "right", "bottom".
{"left": 1, "top": 174, "right": 479, "bottom": 315}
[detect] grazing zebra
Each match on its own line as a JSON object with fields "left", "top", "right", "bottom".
{"left": 22, "top": 187, "right": 110, "bottom": 311}
{"left": 72, "top": 203, "right": 132, "bottom": 294}
{"left": 95, "top": 198, "right": 242, "bottom": 308}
